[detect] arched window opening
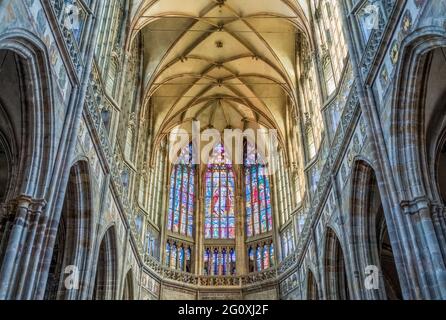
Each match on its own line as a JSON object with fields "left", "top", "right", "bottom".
{"left": 167, "top": 145, "right": 195, "bottom": 237}
{"left": 244, "top": 142, "right": 273, "bottom": 238}
{"left": 204, "top": 144, "right": 235, "bottom": 240}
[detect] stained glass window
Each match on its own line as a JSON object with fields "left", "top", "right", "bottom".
{"left": 213, "top": 249, "right": 219, "bottom": 275}
{"left": 178, "top": 246, "right": 185, "bottom": 271}
{"left": 263, "top": 245, "right": 270, "bottom": 269}
{"left": 170, "top": 243, "right": 177, "bottom": 269}
{"left": 248, "top": 247, "right": 255, "bottom": 272}
{"left": 256, "top": 246, "right": 262, "bottom": 271}
{"left": 245, "top": 143, "right": 273, "bottom": 237}
{"left": 165, "top": 241, "right": 192, "bottom": 272}
{"left": 270, "top": 243, "right": 275, "bottom": 267}
{"left": 204, "top": 144, "right": 235, "bottom": 240}
{"left": 203, "top": 247, "right": 236, "bottom": 275}
{"left": 229, "top": 249, "right": 236, "bottom": 275}
{"left": 185, "top": 247, "right": 192, "bottom": 272}
{"left": 165, "top": 242, "right": 171, "bottom": 267}
{"left": 248, "top": 243, "right": 274, "bottom": 272}
{"left": 167, "top": 145, "right": 195, "bottom": 237}
{"left": 204, "top": 248, "right": 211, "bottom": 275}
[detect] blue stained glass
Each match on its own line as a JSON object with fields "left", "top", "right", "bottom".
{"left": 165, "top": 243, "right": 171, "bottom": 267}
{"left": 256, "top": 246, "right": 262, "bottom": 271}
{"left": 259, "top": 171, "right": 268, "bottom": 233}
{"left": 222, "top": 249, "right": 227, "bottom": 275}
{"left": 171, "top": 243, "right": 177, "bottom": 269}
{"left": 205, "top": 217, "right": 212, "bottom": 239}
{"left": 179, "top": 247, "right": 185, "bottom": 271}
{"left": 265, "top": 173, "right": 273, "bottom": 231}
{"left": 167, "top": 144, "right": 195, "bottom": 236}
{"left": 214, "top": 249, "right": 219, "bottom": 275}
{"left": 270, "top": 244, "right": 275, "bottom": 267}
{"left": 245, "top": 171, "right": 253, "bottom": 237}
{"left": 212, "top": 219, "right": 220, "bottom": 239}
{"left": 244, "top": 142, "right": 273, "bottom": 238}
{"left": 167, "top": 170, "right": 176, "bottom": 230}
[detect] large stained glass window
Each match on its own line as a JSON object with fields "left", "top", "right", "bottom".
{"left": 245, "top": 143, "right": 273, "bottom": 237}
{"left": 204, "top": 144, "right": 236, "bottom": 239}
{"left": 167, "top": 145, "right": 195, "bottom": 237}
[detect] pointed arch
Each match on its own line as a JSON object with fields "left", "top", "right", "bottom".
{"left": 350, "top": 159, "right": 403, "bottom": 300}
{"left": 122, "top": 269, "right": 135, "bottom": 300}
{"left": 323, "top": 227, "right": 350, "bottom": 300}
{"left": 93, "top": 226, "right": 118, "bottom": 300}
{"left": 57, "top": 160, "right": 94, "bottom": 300}
{"left": 0, "top": 30, "right": 55, "bottom": 197}
{"left": 306, "top": 269, "right": 319, "bottom": 300}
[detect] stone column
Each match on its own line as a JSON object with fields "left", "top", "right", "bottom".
{"left": 0, "top": 196, "right": 47, "bottom": 300}
{"left": 235, "top": 167, "right": 247, "bottom": 275}
{"left": 195, "top": 165, "right": 203, "bottom": 275}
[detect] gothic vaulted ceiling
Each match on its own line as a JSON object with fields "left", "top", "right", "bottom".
{"left": 128, "top": 0, "right": 311, "bottom": 145}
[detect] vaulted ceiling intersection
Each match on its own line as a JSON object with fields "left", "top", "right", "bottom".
{"left": 128, "top": 0, "right": 311, "bottom": 144}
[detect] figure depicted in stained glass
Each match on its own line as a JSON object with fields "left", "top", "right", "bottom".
{"left": 204, "top": 143, "right": 235, "bottom": 240}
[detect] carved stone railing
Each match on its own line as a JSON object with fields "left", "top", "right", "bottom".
{"left": 49, "top": 0, "right": 83, "bottom": 74}
{"left": 84, "top": 63, "right": 145, "bottom": 256}
{"left": 277, "top": 83, "right": 360, "bottom": 279}
{"left": 199, "top": 276, "right": 241, "bottom": 287}
{"left": 359, "top": 0, "right": 397, "bottom": 77}
{"left": 144, "top": 255, "right": 278, "bottom": 288}
{"left": 241, "top": 268, "right": 278, "bottom": 286}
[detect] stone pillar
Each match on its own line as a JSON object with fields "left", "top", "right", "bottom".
{"left": 400, "top": 199, "right": 446, "bottom": 299}
{"left": 236, "top": 192, "right": 247, "bottom": 275}
{"left": 0, "top": 196, "right": 47, "bottom": 300}
{"left": 195, "top": 191, "right": 203, "bottom": 275}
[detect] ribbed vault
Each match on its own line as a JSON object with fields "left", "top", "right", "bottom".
{"left": 128, "top": 0, "right": 312, "bottom": 147}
